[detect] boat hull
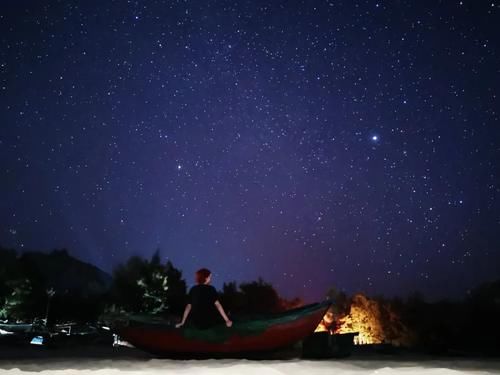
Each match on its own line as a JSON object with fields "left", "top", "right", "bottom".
{"left": 117, "top": 302, "right": 330, "bottom": 355}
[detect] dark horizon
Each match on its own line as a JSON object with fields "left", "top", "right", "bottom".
{"left": 1, "top": 1, "right": 499, "bottom": 305}
{"left": 3, "top": 244, "right": 497, "bottom": 304}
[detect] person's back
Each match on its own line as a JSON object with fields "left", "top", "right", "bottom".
{"left": 176, "top": 268, "right": 233, "bottom": 330}
{"left": 188, "top": 284, "right": 221, "bottom": 329}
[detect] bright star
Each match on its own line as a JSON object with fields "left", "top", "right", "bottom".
{"left": 371, "top": 135, "right": 379, "bottom": 141}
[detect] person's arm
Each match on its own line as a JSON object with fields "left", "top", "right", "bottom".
{"left": 214, "top": 300, "right": 232, "bottom": 327}
{"left": 175, "top": 304, "right": 192, "bottom": 328}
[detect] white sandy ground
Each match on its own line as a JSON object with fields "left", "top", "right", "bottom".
{"left": 0, "top": 345, "right": 499, "bottom": 374}
{"left": 1, "top": 357, "right": 500, "bottom": 375}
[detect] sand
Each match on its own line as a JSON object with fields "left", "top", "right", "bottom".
{"left": 0, "top": 346, "right": 499, "bottom": 374}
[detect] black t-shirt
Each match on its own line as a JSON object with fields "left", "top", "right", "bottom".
{"left": 188, "top": 284, "right": 221, "bottom": 329}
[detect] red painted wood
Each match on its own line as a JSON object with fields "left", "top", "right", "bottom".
{"left": 118, "top": 305, "right": 329, "bottom": 354}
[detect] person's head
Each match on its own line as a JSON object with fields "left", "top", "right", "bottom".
{"left": 195, "top": 268, "right": 212, "bottom": 285}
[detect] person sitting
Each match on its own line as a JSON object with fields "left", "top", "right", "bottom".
{"left": 176, "top": 268, "right": 233, "bottom": 329}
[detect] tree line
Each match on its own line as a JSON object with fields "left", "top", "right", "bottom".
{"left": 326, "top": 284, "right": 500, "bottom": 355}
{"left": 1, "top": 245, "right": 499, "bottom": 355}
{"left": 0, "top": 246, "right": 300, "bottom": 324}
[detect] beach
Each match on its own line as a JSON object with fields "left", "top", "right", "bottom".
{"left": 0, "top": 346, "right": 499, "bottom": 374}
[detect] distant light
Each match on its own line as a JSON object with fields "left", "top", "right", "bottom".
{"left": 371, "top": 135, "right": 378, "bottom": 141}
{"left": 177, "top": 164, "right": 182, "bottom": 170}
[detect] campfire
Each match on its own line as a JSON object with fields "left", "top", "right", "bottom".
{"left": 315, "top": 294, "right": 415, "bottom": 346}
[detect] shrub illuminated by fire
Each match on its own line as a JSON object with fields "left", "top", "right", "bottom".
{"left": 315, "top": 294, "right": 415, "bottom": 346}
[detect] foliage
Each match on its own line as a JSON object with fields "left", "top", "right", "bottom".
{"left": 0, "top": 247, "right": 20, "bottom": 306}
{"left": 108, "top": 250, "right": 187, "bottom": 315}
{"left": 0, "top": 246, "right": 110, "bottom": 322}
{"left": 0, "top": 246, "right": 190, "bottom": 321}
{"left": 137, "top": 251, "right": 169, "bottom": 314}
{"left": 325, "top": 286, "right": 350, "bottom": 316}
{"left": 0, "top": 278, "right": 35, "bottom": 321}
{"left": 219, "top": 278, "right": 295, "bottom": 316}
{"left": 328, "top": 283, "right": 500, "bottom": 354}
{"left": 239, "top": 278, "right": 281, "bottom": 314}
{"left": 2, "top": 245, "right": 500, "bottom": 356}
{"left": 163, "top": 261, "right": 187, "bottom": 314}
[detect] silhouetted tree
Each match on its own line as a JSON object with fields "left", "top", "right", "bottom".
{"left": 239, "top": 278, "right": 281, "bottom": 314}
{"left": 462, "top": 280, "right": 500, "bottom": 353}
{"left": 219, "top": 281, "right": 245, "bottom": 315}
{"left": 110, "top": 256, "right": 145, "bottom": 312}
{"left": 109, "top": 250, "right": 178, "bottom": 314}
{"left": 325, "top": 286, "right": 350, "bottom": 317}
{"left": 0, "top": 278, "right": 37, "bottom": 321}
{"left": 163, "top": 261, "right": 187, "bottom": 315}
{"left": 0, "top": 247, "right": 19, "bottom": 310}
{"left": 220, "top": 279, "right": 301, "bottom": 316}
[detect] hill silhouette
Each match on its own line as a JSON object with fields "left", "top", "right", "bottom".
{"left": 18, "top": 248, "right": 112, "bottom": 295}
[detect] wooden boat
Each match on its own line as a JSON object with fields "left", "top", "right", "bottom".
{"left": 116, "top": 301, "right": 331, "bottom": 356}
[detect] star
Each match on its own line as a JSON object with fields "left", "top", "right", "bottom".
{"left": 0, "top": 0, "right": 498, "bottom": 304}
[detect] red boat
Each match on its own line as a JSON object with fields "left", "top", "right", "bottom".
{"left": 116, "top": 301, "right": 330, "bottom": 356}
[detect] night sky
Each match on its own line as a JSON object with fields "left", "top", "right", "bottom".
{"left": 1, "top": 1, "right": 499, "bottom": 302}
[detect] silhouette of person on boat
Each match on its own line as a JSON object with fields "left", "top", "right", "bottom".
{"left": 176, "top": 268, "right": 233, "bottom": 329}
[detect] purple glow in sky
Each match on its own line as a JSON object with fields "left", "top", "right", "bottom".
{"left": 1, "top": 1, "right": 499, "bottom": 302}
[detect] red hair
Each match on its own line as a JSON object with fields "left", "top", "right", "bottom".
{"left": 195, "top": 268, "right": 211, "bottom": 284}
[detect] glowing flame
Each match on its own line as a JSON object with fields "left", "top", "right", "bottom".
{"left": 314, "top": 295, "right": 383, "bottom": 344}
{"left": 314, "top": 294, "right": 415, "bottom": 346}
{"left": 314, "top": 309, "right": 335, "bottom": 333}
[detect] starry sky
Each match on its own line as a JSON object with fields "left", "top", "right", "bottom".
{"left": 1, "top": 0, "right": 499, "bottom": 302}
